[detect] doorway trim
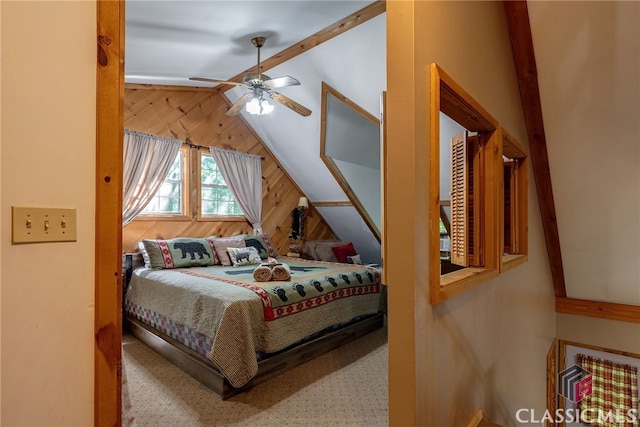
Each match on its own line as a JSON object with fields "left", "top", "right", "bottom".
{"left": 95, "top": 1, "right": 125, "bottom": 425}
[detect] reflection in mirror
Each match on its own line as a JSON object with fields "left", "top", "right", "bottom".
{"left": 500, "top": 129, "right": 528, "bottom": 269}
{"left": 320, "top": 82, "right": 381, "bottom": 240}
{"left": 439, "top": 112, "right": 468, "bottom": 274}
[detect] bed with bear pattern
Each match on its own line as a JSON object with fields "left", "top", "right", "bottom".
{"left": 123, "top": 234, "right": 384, "bottom": 399}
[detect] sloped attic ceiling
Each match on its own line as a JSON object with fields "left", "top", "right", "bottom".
{"left": 125, "top": 0, "right": 640, "bottom": 308}
{"left": 525, "top": 1, "right": 640, "bottom": 308}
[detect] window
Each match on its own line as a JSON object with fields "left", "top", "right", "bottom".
{"left": 429, "top": 63, "right": 528, "bottom": 304}
{"left": 200, "top": 152, "right": 243, "bottom": 217}
{"left": 500, "top": 128, "right": 528, "bottom": 270}
{"left": 137, "top": 147, "right": 244, "bottom": 221}
{"left": 141, "top": 148, "right": 187, "bottom": 216}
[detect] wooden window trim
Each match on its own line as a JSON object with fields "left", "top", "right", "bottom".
{"left": 196, "top": 151, "right": 245, "bottom": 221}
{"left": 135, "top": 146, "right": 191, "bottom": 221}
{"left": 430, "top": 63, "right": 500, "bottom": 304}
{"left": 499, "top": 128, "right": 529, "bottom": 272}
{"left": 133, "top": 147, "right": 248, "bottom": 223}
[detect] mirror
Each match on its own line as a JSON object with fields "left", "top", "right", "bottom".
{"left": 320, "top": 82, "right": 381, "bottom": 240}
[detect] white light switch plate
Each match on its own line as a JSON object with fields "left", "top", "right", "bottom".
{"left": 12, "top": 206, "right": 77, "bottom": 243}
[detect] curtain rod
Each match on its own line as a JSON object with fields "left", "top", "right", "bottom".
{"left": 184, "top": 142, "right": 265, "bottom": 160}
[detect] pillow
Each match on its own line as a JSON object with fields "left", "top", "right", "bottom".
{"left": 139, "top": 237, "right": 218, "bottom": 269}
{"left": 228, "top": 246, "right": 262, "bottom": 267}
{"left": 211, "top": 236, "right": 246, "bottom": 266}
{"left": 242, "top": 235, "right": 270, "bottom": 259}
{"left": 315, "top": 244, "right": 338, "bottom": 262}
{"left": 138, "top": 241, "right": 152, "bottom": 268}
{"left": 331, "top": 242, "right": 357, "bottom": 263}
{"left": 259, "top": 233, "right": 279, "bottom": 258}
{"left": 304, "top": 240, "right": 347, "bottom": 261}
{"left": 347, "top": 254, "right": 363, "bottom": 265}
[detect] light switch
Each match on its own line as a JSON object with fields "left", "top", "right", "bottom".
{"left": 12, "top": 206, "right": 77, "bottom": 243}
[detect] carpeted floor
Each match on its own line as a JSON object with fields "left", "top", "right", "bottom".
{"left": 122, "top": 326, "right": 388, "bottom": 427}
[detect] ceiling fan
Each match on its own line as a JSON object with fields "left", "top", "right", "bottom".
{"left": 189, "top": 36, "right": 312, "bottom": 117}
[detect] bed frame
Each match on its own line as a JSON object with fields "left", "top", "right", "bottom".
{"left": 124, "top": 311, "right": 385, "bottom": 400}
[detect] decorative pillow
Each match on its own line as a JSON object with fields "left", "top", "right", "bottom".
{"left": 228, "top": 246, "right": 262, "bottom": 267}
{"left": 211, "top": 236, "right": 246, "bottom": 266}
{"left": 331, "top": 242, "right": 357, "bottom": 263}
{"left": 304, "top": 240, "right": 347, "bottom": 261}
{"left": 242, "top": 235, "right": 270, "bottom": 259}
{"left": 314, "top": 243, "right": 341, "bottom": 262}
{"left": 139, "top": 237, "right": 218, "bottom": 269}
{"left": 138, "top": 241, "right": 152, "bottom": 268}
{"left": 347, "top": 254, "right": 363, "bottom": 265}
{"left": 259, "top": 233, "right": 279, "bottom": 258}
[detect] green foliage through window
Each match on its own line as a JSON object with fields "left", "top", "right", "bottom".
{"left": 201, "top": 154, "right": 243, "bottom": 216}
{"left": 439, "top": 218, "right": 447, "bottom": 234}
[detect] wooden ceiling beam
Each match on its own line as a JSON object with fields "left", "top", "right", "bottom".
{"left": 557, "top": 298, "right": 640, "bottom": 324}
{"left": 503, "top": 0, "right": 567, "bottom": 298}
{"left": 504, "top": 1, "right": 640, "bottom": 324}
{"left": 215, "top": 0, "right": 386, "bottom": 93}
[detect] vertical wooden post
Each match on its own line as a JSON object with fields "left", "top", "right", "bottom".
{"left": 96, "top": 1, "right": 125, "bottom": 425}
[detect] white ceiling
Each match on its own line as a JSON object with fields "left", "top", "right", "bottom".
{"left": 125, "top": 0, "right": 373, "bottom": 87}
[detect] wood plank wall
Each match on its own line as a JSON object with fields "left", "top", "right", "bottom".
{"left": 122, "top": 85, "right": 335, "bottom": 254}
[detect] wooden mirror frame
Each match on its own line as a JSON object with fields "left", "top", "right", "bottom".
{"left": 320, "top": 81, "right": 381, "bottom": 241}
{"left": 429, "top": 63, "right": 500, "bottom": 304}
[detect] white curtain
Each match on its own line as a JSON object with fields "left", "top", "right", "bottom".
{"left": 122, "top": 130, "right": 183, "bottom": 226}
{"left": 209, "top": 147, "right": 263, "bottom": 233}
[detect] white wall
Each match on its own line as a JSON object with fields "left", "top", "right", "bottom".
{"left": 1, "top": 2, "right": 96, "bottom": 425}
{"left": 439, "top": 112, "right": 465, "bottom": 203}
{"left": 529, "top": 1, "right": 640, "bottom": 304}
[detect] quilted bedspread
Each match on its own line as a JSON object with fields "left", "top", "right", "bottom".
{"left": 125, "top": 257, "right": 381, "bottom": 387}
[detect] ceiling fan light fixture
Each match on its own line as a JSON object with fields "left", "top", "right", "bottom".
{"left": 190, "top": 35, "right": 311, "bottom": 117}
{"left": 246, "top": 95, "right": 274, "bottom": 116}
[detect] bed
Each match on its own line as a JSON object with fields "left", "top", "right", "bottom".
{"left": 123, "top": 240, "right": 384, "bottom": 399}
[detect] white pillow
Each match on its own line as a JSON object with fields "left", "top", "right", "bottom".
{"left": 227, "top": 246, "right": 262, "bottom": 267}
{"left": 138, "top": 241, "right": 151, "bottom": 268}
{"left": 347, "top": 254, "right": 363, "bottom": 265}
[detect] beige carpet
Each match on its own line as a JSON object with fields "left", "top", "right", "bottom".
{"left": 122, "top": 327, "right": 388, "bottom": 427}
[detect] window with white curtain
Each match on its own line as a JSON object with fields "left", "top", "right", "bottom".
{"left": 141, "top": 148, "right": 187, "bottom": 215}
{"left": 136, "top": 148, "right": 247, "bottom": 221}
{"left": 200, "top": 152, "right": 243, "bottom": 217}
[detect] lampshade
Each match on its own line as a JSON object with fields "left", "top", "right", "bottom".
{"left": 245, "top": 95, "right": 274, "bottom": 116}
{"left": 298, "top": 196, "right": 309, "bottom": 209}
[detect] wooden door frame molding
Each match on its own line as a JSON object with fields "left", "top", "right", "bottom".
{"left": 96, "top": 1, "right": 125, "bottom": 425}
{"left": 95, "top": 2, "right": 385, "bottom": 424}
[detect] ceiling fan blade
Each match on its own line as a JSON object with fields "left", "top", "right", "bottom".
{"left": 269, "top": 92, "right": 312, "bottom": 117}
{"left": 263, "top": 76, "right": 301, "bottom": 89}
{"left": 226, "top": 92, "right": 252, "bottom": 116}
{"left": 189, "top": 77, "right": 243, "bottom": 86}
